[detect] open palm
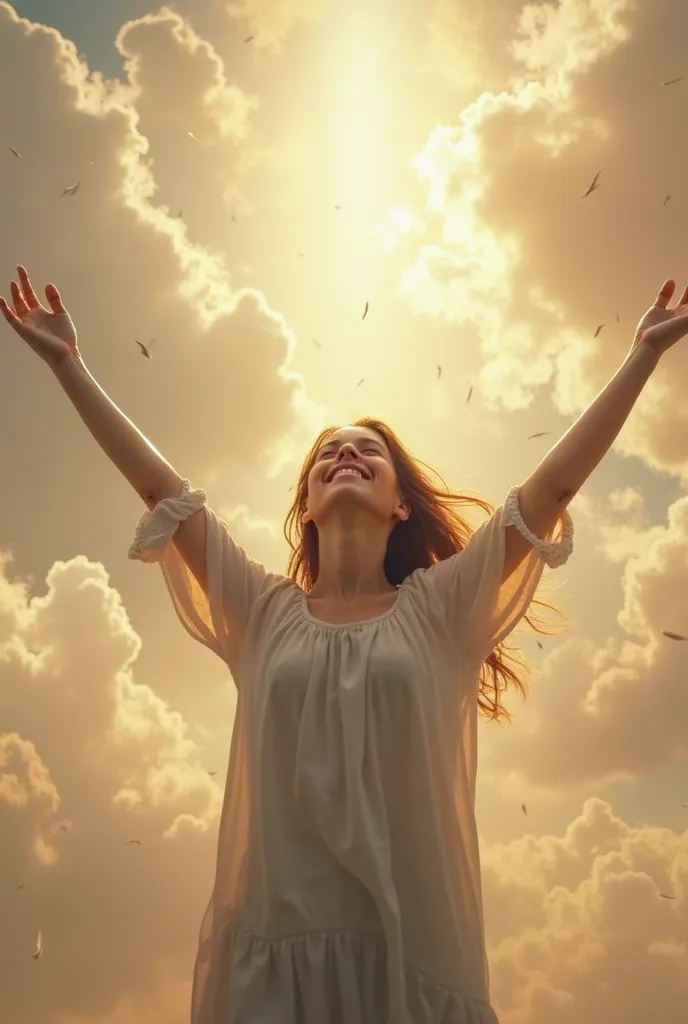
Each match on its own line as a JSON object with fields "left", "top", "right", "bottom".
{"left": 633, "top": 279, "right": 688, "bottom": 357}
{"left": 0, "top": 265, "right": 79, "bottom": 369}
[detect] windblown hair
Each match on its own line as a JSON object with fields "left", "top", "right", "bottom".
{"left": 283, "top": 417, "right": 569, "bottom": 723}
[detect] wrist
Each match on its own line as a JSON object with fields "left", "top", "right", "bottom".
{"left": 629, "top": 339, "right": 662, "bottom": 369}
{"left": 51, "top": 348, "right": 87, "bottom": 382}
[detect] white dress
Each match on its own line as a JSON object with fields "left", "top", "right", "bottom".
{"left": 129, "top": 481, "right": 573, "bottom": 1024}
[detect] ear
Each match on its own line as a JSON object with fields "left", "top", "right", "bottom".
{"left": 395, "top": 499, "right": 411, "bottom": 521}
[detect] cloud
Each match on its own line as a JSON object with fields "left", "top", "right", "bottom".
{"left": 220, "top": 0, "right": 331, "bottom": 52}
{"left": 0, "top": 548, "right": 219, "bottom": 1024}
{"left": 485, "top": 489, "right": 688, "bottom": 787}
{"left": 0, "top": 0, "right": 323, "bottom": 484}
{"left": 483, "top": 798, "right": 688, "bottom": 1023}
{"left": 399, "top": 0, "right": 688, "bottom": 478}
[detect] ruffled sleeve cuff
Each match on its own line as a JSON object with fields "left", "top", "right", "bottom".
{"left": 503, "top": 484, "right": 574, "bottom": 568}
{"left": 128, "top": 479, "right": 207, "bottom": 564}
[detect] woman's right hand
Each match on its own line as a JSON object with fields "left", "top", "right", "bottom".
{"left": 0, "top": 265, "right": 80, "bottom": 371}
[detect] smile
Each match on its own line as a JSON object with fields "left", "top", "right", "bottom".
{"left": 329, "top": 467, "right": 367, "bottom": 482}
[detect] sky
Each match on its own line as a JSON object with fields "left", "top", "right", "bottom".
{"left": 1, "top": 0, "right": 687, "bottom": 1021}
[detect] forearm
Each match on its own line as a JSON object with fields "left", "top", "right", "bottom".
{"left": 52, "top": 353, "right": 182, "bottom": 506}
{"left": 534, "top": 342, "right": 661, "bottom": 500}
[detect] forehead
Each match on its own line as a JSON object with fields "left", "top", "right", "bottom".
{"left": 320, "top": 426, "right": 387, "bottom": 450}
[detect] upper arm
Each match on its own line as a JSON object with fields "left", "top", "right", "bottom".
{"left": 132, "top": 476, "right": 273, "bottom": 676}
{"left": 417, "top": 480, "right": 574, "bottom": 665}
{"left": 172, "top": 504, "right": 208, "bottom": 593}
{"left": 145, "top": 475, "right": 209, "bottom": 593}
{"left": 501, "top": 473, "right": 570, "bottom": 585}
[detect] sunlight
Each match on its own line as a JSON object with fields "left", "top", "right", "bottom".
{"left": 326, "top": 11, "right": 393, "bottom": 213}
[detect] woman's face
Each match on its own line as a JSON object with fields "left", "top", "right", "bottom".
{"left": 302, "top": 426, "right": 408, "bottom": 528}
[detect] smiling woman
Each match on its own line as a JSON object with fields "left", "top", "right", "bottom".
{"left": 126, "top": 415, "right": 572, "bottom": 1024}
{"left": 0, "top": 260, "right": 573, "bottom": 1023}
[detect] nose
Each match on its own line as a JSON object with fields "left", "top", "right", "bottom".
{"left": 336, "top": 443, "right": 360, "bottom": 462}
{"left": 332, "top": 443, "right": 365, "bottom": 471}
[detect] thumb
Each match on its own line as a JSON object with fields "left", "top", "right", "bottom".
{"left": 45, "top": 283, "right": 67, "bottom": 315}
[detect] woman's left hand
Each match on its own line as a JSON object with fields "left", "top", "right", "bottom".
{"left": 632, "top": 279, "right": 688, "bottom": 357}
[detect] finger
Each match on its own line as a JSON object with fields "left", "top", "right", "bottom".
{"left": 44, "top": 283, "right": 67, "bottom": 315}
{"left": 677, "top": 280, "right": 688, "bottom": 307}
{"left": 655, "top": 279, "right": 675, "bottom": 308}
{"left": 17, "top": 265, "right": 40, "bottom": 309}
{"left": 0, "top": 295, "right": 22, "bottom": 326}
{"left": 10, "top": 280, "right": 29, "bottom": 317}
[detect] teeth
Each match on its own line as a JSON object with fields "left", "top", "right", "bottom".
{"left": 332, "top": 467, "right": 364, "bottom": 480}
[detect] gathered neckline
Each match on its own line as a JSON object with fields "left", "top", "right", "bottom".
{"left": 299, "top": 583, "right": 406, "bottom": 629}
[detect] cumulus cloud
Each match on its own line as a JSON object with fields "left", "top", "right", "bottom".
{"left": 0, "top": 550, "right": 220, "bottom": 1024}
{"left": 398, "top": 0, "right": 688, "bottom": 478}
{"left": 483, "top": 798, "right": 688, "bottom": 1023}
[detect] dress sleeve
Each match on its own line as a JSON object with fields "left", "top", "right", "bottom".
{"left": 127, "top": 479, "right": 270, "bottom": 681}
{"left": 424, "top": 485, "right": 574, "bottom": 664}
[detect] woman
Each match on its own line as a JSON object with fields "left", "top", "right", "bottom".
{"left": 2, "top": 265, "right": 686, "bottom": 1023}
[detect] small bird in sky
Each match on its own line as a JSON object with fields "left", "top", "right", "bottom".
{"left": 616, "top": 312, "right": 620, "bottom": 323}
{"left": 187, "top": 131, "right": 200, "bottom": 141}
{"left": 659, "top": 892, "right": 676, "bottom": 900}
{"left": 362, "top": 301, "right": 369, "bottom": 320}
{"left": 527, "top": 431, "right": 551, "bottom": 440}
{"left": 176, "top": 209, "right": 183, "bottom": 218}
{"left": 135, "top": 338, "right": 155, "bottom": 359}
{"left": 436, "top": 365, "right": 442, "bottom": 379}
{"left": 125, "top": 839, "right": 141, "bottom": 845}
{"left": 521, "top": 804, "right": 528, "bottom": 816}
{"left": 662, "top": 630, "right": 688, "bottom": 641}
{"left": 334, "top": 204, "right": 342, "bottom": 211}
{"left": 661, "top": 77, "right": 683, "bottom": 86}
{"left": 16, "top": 883, "right": 24, "bottom": 890}
{"left": 466, "top": 386, "right": 473, "bottom": 404}
{"left": 58, "top": 824, "right": 69, "bottom": 832}
{"left": 208, "top": 771, "right": 218, "bottom": 777}
{"left": 583, "top": 171, "right": 601, "bottom": 197}
{"left": 536, "top": 640, "right": 543, "bottom": 650}
{"left": 663, "top": 195, "right": 672, "bottom": 206}
{"left": 244, "top": 35, "right": 254, "bottom": 43}
{"left": 594, "top": 324, "right": 605, "bottom": 338}
{"left": 32, "top": 930, "right": 43, "bottom": 960}
{"left": 312, "top": 339, "right": 322, "bottom": 348}
{"left": 357, "top": 378, "right": 365, "bottom": 387}
{"left": 59, "top": 181, "right": 81, "bottom": 198}
{"left": 4, "top": 140, "right": 20, "bottom": 158}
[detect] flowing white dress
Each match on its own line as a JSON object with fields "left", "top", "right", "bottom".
{"left": 129, "top": 481, "right": 573, "bottom": 1024}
